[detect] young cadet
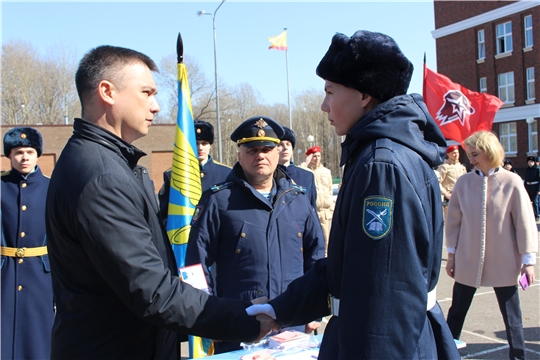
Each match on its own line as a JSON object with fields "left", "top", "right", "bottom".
{"left": 159, "top": 120, "right": 231, "bottom": 224}
{"left": 46, "top": 45, "right": 276, "bottom": 359}
{"left": 185, "top": 116, "right": 325, "bottom": 353}
{"left": 277, "top": 126, "right": 317, "bottom": 209}
{"left": 1, "top": 127, "right": 54, "bottom": 359}
{"left": 247, "top": 30, "right": 460, "bottom": 360}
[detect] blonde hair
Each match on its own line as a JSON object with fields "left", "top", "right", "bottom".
{"left": 464, "top": 131, "right": 505, "bottom": 168}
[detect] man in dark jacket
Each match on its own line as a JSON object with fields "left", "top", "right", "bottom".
{"left": 277, "top": 126, "right": 317, "bottom": 209}
{"left": 1, "top": 127, "right": 54, "bottom": 359}
{"left": 46, "top": 45, "right": 276, "bottom": 359}
{"left": 247, "top": 30, "right": 460, "bottom": 359}
{"left": 185, "top": 116, "right": 325, "bottom": 353}
{"left": 524, "top": 155, "right": 540, "bottom": 221}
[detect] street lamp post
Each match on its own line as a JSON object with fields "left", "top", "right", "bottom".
{"left": 307, "top": 135, "right": 314, "bottom": 149}
{"left": 198, "top": 0, "right": 226, "bottom": 163}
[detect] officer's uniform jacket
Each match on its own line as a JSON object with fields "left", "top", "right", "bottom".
{"left": 1, "top": 166, "right": 53, "bottom": 359}
{"left": 185, "top": 163, "right": 325, "bottom": 302}
{"left": 278, "top": 163, "right": 317, "bottom": 209}
{"left": 158, "top": 156, "right": 231, "bottom": 224}
{"left": 524, "top": 165, "right": 540, "bottom": 201}
{"left": 435, "top": 158, "right": 467, "bottom": 198}
{"left": 269, "top": 94, "right": 460, "bottom": 360}
{"left": 46, "top": 119, "right": 260, "bottom": 359}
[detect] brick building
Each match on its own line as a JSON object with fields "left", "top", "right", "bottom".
{"left": 432, "top": 0, "right": 539, "bottom": 176}
{"left": 1, "top": 124, "right": 178, "bottom": 193}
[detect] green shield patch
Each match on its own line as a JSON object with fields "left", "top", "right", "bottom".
{"left": 363, "top": 196, "right": 393, "bottom": 240}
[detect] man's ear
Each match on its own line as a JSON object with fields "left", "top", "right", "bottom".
{"left": 361, "top": 93, "right": 380, "bottom": 110}
{"left": 98, "top": 80, "right": 115, "bottom": 106}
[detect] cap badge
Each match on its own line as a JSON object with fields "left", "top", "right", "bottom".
{"left": 20, "top": 133, "right": 27, "bottom": 139}
{"left": 257, "top": 129, "right": 265, "bottom": 137}
{"left": 255, "top": 118, "right": 268, "bottom": 129}
{"left": 196, "top": 128, "right": 202, "bottom": 134}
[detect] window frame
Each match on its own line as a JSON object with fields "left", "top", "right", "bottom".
{"left": 529, "top": 119, "right": 538, "bottom": 154}
{"left": 499, "top": 122, "right": 518, "bottom": 154}
{"left": 498, "top": 72, "right": 515, "bottom": 104}
{"left": 479, "top": 77, "right": 487, "bottom": 93}
{"left": 496, "top": 21, "right": 513, "bottom": 54}
{"left": 524, "top": 15, "right": 533, "bottom": 48}
{"left": 478, "top": 29, "right": 486, "bottom": 60}
{"left": 526, "top": 67, "right": 535, "bottom": 101}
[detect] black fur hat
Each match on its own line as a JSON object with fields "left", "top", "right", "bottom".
{"left": 194, "top": 120, "right": 214, "bottom": 144}
{"left": 281, "top": 126, "right": 296, "bottom": 149}
{"left": 3, "top": 127, "right": 43, "bottom": 157}
{"left": 316, "top": 30, "right": 413, "bottom": 102}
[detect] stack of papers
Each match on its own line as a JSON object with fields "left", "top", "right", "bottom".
{"left": 268, "top": 331, "right": 311, "bottom": 351}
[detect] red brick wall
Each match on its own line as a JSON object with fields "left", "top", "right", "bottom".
{"left": 434, "top": 1, "right": 511, "bottom": 29}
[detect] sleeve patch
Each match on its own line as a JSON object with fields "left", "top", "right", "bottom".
{"left": 362, "top": 196, "right": 393, "bottom": 240}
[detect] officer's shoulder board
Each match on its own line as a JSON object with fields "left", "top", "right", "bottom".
{"left": 1, "top": 170, "right": 10, "bottom": 177}
{"left": 211, "top": 180, "right": 235, "bottom": 193}
{"left": 292, "top": 184, "right": 307, "bottom": 194}
{"left": 214, "top": 161, "right": 232, "bottom": 169}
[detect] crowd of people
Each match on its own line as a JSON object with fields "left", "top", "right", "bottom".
{"left": 1, "top": 28, "right": 537, "bottom": 360}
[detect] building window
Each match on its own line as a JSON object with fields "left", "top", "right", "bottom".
{"left": 479, "top": 77, "right": 487, "bottom": 93}
{"left": 524, "top": 15, "right": 533, "bottom": 48}
{"left": 499, "top": 122, "right": 517, "bottom": 153}
{"left": 498, "top": 72, "right": 515, "bottom": 104}
{"left": 496, "top": 21, "right": 513, "bottom": 54}
{"left": 478, "top": 30, "right": 485, "bottom": 59}
{"left": 526, "top": 67, "right": 535, "bottom": 100}
{"left": 529, "top": 120, "right": 538, "bottom": 153}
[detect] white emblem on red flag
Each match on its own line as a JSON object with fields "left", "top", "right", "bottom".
{"left": 436, "top": 90, "right": 475, "bottom": 126}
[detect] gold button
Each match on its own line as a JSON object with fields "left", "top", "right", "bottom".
{"left": 282, "top": 201, "right": 286, "bottom": 205}
{"left": 21, "top": 183, "right": 27, "bottom": 188}
{"left": 20, "top": 232, "right": 25, "bottom": 238}
{"left": 22, "top": 205, "right": 27, "bottom": 211}
{"left": 241, "top": 233, "right": 246, "bottom": 238}
{"left": 235, "top": 248, "right": 241, "bottom": 254}
{"left": 200, "top": 173, "right": 205, "bottom": 178}
{"left": 17, "top": 285, "right": 22, "bottom": 291}
{"left": 297, "top": 232, "right": 302, "bottom": 238}
{"left": 18, "top": 259, "right": 24, "bottom": 264}
{"left": 300, "top": 247, "right": 303, "bottom": 252}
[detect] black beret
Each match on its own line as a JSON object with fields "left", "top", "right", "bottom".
{"left": 230, "top": 116, "right": 284, "bottom": 148}
{"left": 281, "top": 126, "right": 296, "bottom": 149}
{"left": 527, "top": 156, "right": 536, "bottom": 162}
{"left": 316, "top": 30, "right": 413, "bottom": 102}
{"left": 194, "top": 120, "right": 214, "bottom": 144}
{"left": 3, "top": 127, "right": 43, "bottom": 157}
{"left": 503, "top": 159, "right": 513, "bottom": 166}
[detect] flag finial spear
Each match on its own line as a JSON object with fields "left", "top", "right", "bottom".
{"left": 177, "top": 33, "right": 184, "bottom": 64}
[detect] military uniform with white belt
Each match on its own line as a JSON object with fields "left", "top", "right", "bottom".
{"left": 1, "top": 127, "right": 54, "bottom": 359}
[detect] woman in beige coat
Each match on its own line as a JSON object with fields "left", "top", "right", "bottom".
{"left": 445, "top": 131, "right": 537, "bottom": 360}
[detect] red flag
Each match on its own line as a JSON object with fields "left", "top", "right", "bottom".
{"left": 423, "top": 65, "right": 504, "bottom": 144}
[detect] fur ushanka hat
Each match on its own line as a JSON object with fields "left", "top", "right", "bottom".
{"left": 316, "top": 30, "right": 413, "bottom": 102}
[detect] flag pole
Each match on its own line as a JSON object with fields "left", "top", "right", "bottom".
{"left": 284, "top": 28, "right": 292, "bottom": 130}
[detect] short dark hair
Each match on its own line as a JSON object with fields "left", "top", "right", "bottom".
{"left": 75, "top": 45, "right": 158, "bottom": 111}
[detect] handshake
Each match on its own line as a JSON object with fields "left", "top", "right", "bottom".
{"left": 247, "top": 298, "right": 281, "bottom": 343}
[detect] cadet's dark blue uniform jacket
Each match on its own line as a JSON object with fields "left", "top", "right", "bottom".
{"left": 185, "top": 163, "right": 325, "bottom": 302}
{"left": 1, "top": 166, "right": 54, "bottom": 359}
{"left": 158, "top": 156, "right": 231, "bottom": 224}
{"left": 269, "top": 94, "right": 460, "bottom": 360}
{"left": 278, "top": 163, "right": 317, "bottom": 210}
{"left": 46, "top": 119, "right": 260, "bottom": 359}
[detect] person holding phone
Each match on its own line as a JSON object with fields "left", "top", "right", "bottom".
{"left": 445, "top": 131, "right": 537, "bottom": 360}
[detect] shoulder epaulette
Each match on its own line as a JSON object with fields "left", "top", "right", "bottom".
{"left": 1, "top": 170, "right": 10, "bottom": 177}
{"left": 211, "top": 181, "right": 235, "bottom": 192}
{"left": 214, "top": 161, "right": 232, "bottom": 169}
{"left": 292, "top": 184, "right": 306, "bottom": 194}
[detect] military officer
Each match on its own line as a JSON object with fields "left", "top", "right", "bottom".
{"left": 1, "top": 127, "right": 54, "bottom": 359}
{"left": 278, "top": 126, "right": 317, "bottom": 209}
{"left": 158, "top": 120, "right": 231, "bottom": 224}
{"left": 185, "top": 116, "right": 325, "bottom": 354}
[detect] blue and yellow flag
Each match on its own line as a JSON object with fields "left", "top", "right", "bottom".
{"left": 170, "top": 33, "right": 213, "bottom": 358}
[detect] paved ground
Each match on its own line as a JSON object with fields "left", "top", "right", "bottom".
{"left": 181, "top": 235, "right": 540, "bottom": 359}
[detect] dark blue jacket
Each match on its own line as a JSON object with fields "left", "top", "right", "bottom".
{"left": 278, "top": 163, "right": 317, "bottom": 209}
{"left": 269, "top": 94, "right": 460, "bottom": 360}
{"left": 158, "top": 156, "right": 231, "bottom": 224}
{"left": 185, "top": 163, "right": 325, "bottom": 302}
{"left": 46, "top": 119, "right": 260, "bottom": 359}
{"left": 1, "top": 166, "right": 53, "bottom": 359}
